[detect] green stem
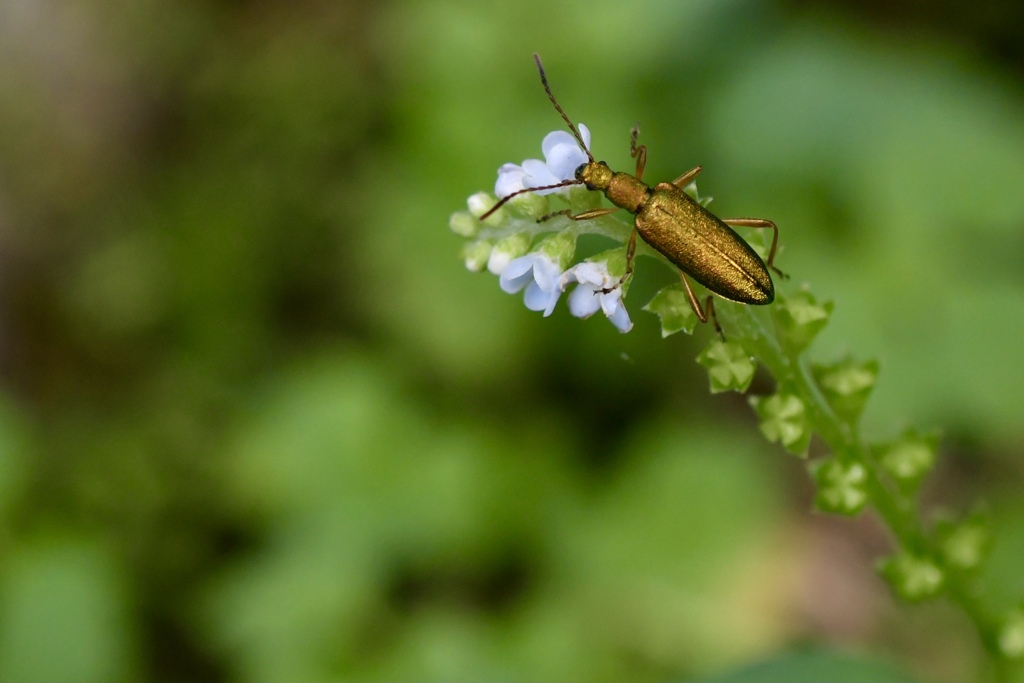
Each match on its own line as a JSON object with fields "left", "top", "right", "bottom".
{"left": 725, "top": 302, "right": 1008, "bottom": 680}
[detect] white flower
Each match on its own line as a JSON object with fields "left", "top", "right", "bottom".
{"left": 560, "top": 260, "right": 632, "bottom": 333}
{"left": 499, "top": 252, "right": 564, "bottom": 316}
{"left": 495, "top": 124, "right": 591, "bottom": 198}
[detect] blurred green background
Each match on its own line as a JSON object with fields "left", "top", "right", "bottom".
{"left": 1, "top": 0, "right": 1023, "bottom": 681}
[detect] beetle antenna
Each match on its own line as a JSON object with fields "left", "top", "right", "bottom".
{"left": 533, "top": 53, "right": 594, "bottom": 163}
{"left": 479, "top": 178, "right": 583, "bottom": 220}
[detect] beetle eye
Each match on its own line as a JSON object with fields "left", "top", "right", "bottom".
{"left": 574, "top": 163, "right": 586, "bottom": 180}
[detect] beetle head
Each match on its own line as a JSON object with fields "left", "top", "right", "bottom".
{"left": 576, "top": 161, "right": 612, "bottom": 191}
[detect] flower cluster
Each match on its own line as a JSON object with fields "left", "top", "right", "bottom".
{"left": 452, "top": 125, "right": 633, "bottom": 333}
{"left": 498, "top": 246, "right": 633, "bottom": 334}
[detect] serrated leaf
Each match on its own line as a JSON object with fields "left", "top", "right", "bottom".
{"left": 749, "top": 387, "right": 810, "bottom": 455}
{"left": 697, "top": 339, "right": 755, "bottom": 393}
{"left": 935, "top": 510, "right": 992, "bottom": 572}
{"left": 812, "top": 356, "right": 879, "bottom": 425}
{"left": 878, "top": 552, "right": 945, "bottom": 602}
{"left": 810, "top": 457, "right": 869, "bottom": 515}
{"left": 643, "top": 285, "right": 698, "bottom": 337}
{"left": 875, "top": 429, "right": 938, "bottom": 491}
{"left": 772, "top": 290, "right": 833, "bottom": 354}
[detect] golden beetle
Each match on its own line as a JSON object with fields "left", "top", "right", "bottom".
{"left": 483, "top": 54, "right": 784, "bottom": 332}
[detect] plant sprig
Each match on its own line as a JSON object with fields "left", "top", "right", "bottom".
{"left": 451, "top": 176, "right": 1022, "bottom": 680}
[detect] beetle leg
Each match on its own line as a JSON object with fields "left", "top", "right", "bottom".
{"left": 630, "top": 126, "right": 647, "bottom": 181}
{"left": 680, "top": 273, "right": 724, "bottom": 339}
{"left": 722, "top": 218, "right": 788, "bottom": 278}
{"left": 671, "top": 166, "right": 703, "bottom": 189}
{"left": 624, "top": 227, "right": 637, "bottom": 279}
{"left": 599, "top": 228, "right": 637, "bottom": 294}
{"left": 537, "top": 207, "right": 619, "bottom": 223}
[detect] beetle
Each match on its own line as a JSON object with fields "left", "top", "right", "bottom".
{"left": 482, "top": 54, "right": 784, "bottom": 333}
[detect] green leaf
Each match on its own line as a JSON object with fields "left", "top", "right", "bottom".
{"left": 681, "top": 180, "right": 713, "bottom": 208}
{"left": 812, "top": 355, "right": 879, "bottom": 425}
{"left": 810, "top": 457, "right": 869, "bottom": 516}
{"left": 877, "top": 552, "right": 945, "bottom": 602}
{"left": 697, "top": 339, "right": 756, "bottom": 393}
{"left": 643, "top": 284, "right": 699, "bottom": 337}
{"left": 749, "top": 386, "right": 810, "bottom": 455}
{"left": 772, "top": 290, "right": 832, "bottom": 354}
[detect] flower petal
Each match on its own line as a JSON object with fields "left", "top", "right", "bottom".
{"left": 499, "top": 255, "right": 537, "bottom": 292}
{"left": 608, "top": 301, "right": 633, "bottom": 332}
{"left": 495, "top": 125, "right": 592, "bottom": 200}
{"left": 541, "top": 130, "right": 580, "bottom": 159}
{"left": 545, "top": 142, "right": 588, "bottom": 183}
{"left": 531, "top": 257, "right": 562, "bottom": 292}
{"left": 523, "top": 281, "right": 561, "bottom": 316}
{"left": 495, "top": 163, "right": 527, "bottom": 198}
{"left": 598, "top": 290, "right": 622, "bottom": 318}
{"left": 521, "top": 158, "right": 560, "bottom": 191}
{"left": 567, "top": 284, "right": 601, "bottom": 319}
{"left": 564, "top": 261, "right": 607, "bottom": 289}
{"left": 488, "top": 250, "right": 513, "bottom": 276}
{"left": 578, "top": 123, "right": 591, "bottom": 152}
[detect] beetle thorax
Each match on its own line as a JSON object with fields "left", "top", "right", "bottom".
{"left": 605, "top": 172, "right": 647, "bottom": 213}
